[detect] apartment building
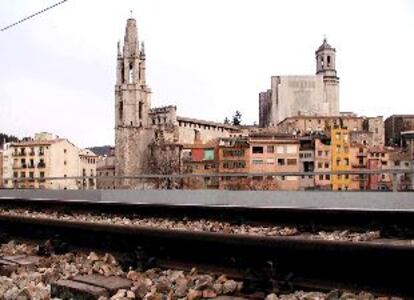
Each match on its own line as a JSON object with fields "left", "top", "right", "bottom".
{"left": 79, "top": 149, "right": 97, "bottom": 190}
{"left": 330, "top": 128, "right": 352, "bottom": 191}
{"left": 182, "top": 139, "right": 219, "bottom": 189}
{"left": 248, "top": 133, "right": 300, "bottom": 190}
{"left": 218, "top": 137, "right": 250, "bottom": 190}
{"left": 314, "top": 138, "right": 332, "bottom": 190}
{"left": 349, "top": 145, "right": 369, "bottom": 190}
{"left": 6, "top": 133, "right": 96, "bottom": 190}
{"left": 298, "top": 137, "right": 315, "bottom": 190}
{"left": 1, "top": 143, "right": 13, "bottom": 188}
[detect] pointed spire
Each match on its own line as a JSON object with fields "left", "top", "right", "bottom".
{"left": 123, "top": 17, "right": 139, "bottom": 57}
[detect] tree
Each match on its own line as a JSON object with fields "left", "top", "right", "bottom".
{"left": 232, "top": 111, "right": 242, "bottom": 126}
{"left": 223, "top": 117, "right": 230, "bottom": 124}
{"left": 145, "top": 143, "right": 182, "bottom": 189}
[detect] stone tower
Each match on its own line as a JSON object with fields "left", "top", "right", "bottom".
{"left": 315, "top": 38, "right": 340, "bottom": 115}
{"left": 115, "top": 17, "right": 153, "bottom": 188}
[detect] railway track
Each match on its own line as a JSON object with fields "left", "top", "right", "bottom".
{"left": 0, "top": 197, "right": 413, "bottom": 298}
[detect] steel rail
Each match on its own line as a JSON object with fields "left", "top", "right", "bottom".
{"left": 0, "top": 213, "right": 413, "bottom": 296}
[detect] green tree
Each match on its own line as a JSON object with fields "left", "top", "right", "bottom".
{"left": 232, "top": 111, "right": 242, "bottom": 126}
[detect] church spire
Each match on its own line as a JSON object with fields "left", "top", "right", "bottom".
{"left": 123, "top": 17, "right": 139, "bottom": 57}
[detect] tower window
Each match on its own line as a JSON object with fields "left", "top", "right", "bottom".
{"left": 119, "top": 102, "right": 123, "bottom": 122}
{"left": 139, "top": 102, "right": 143, "bottom": 119}
{"left": 327, "top": 56, "right": 331, "bottom": 67}
{"left": 320, "top": 57, "right": 324, "bottom": 68}
{"left": 128, "top": 63, "right": 134, "bottom": 83}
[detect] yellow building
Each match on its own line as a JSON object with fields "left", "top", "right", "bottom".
{"left": 331, "top": 127, "right": 351, "bottom": 190}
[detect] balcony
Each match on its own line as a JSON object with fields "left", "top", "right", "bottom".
{"left": 13, "top": 152, "right": 26, "bottom": 157}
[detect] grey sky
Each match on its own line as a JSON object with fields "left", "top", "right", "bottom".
{"left": 1, "top": 0, "right": 413, "bottom": 148}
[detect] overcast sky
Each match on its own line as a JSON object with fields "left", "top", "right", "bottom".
{"left": 1, "top": 0, "right": 413, "bottom": 148}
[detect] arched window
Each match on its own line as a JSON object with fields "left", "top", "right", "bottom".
{"left": 320, "top": 56, "right": 324, "bottom": 68}
{"left": 327, "top": 55, "right": 331, "bottom": 67}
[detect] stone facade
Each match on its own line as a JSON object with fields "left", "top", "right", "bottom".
{"left": 259, "top": 39, "right": 339, "bottom": 127}
{"left": 97, "top": 147, "right": 116, "bottom": 190}
{"left": 277, "top": 115, "right": 384, "bottom": 145}
{"left": 384, "top": 115, "right": 414, "bottom": 146}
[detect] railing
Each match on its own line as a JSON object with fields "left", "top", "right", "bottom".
{"left": 1, "top": 169, "right": 413, "bottom": 192}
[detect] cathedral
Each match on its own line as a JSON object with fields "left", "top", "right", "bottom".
{"left": 259, "top": 38, "right": 340, "bottom": 127}
{"left": 114, "top": 17, "right": 239, "bottom": 187}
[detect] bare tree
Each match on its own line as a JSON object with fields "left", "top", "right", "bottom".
{"left": 145, "top": 143, "right": 182, "bottom": 189}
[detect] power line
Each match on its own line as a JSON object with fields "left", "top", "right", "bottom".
{"left": 1, "top": 0, "right": 68, "bottom": 32}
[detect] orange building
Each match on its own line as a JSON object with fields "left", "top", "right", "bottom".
{"left": 217, "top": 137, "right": 250, "bottom": 190}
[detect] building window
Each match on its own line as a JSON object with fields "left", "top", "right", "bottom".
{"left": 319, "top": 174, "right": 323, "bottom": 180}
{"left": 344, "top": 158, "right": 349, "bottom": 166}
{"left": 252, "top": 159, "right": 263, "bottom": 165}
{"left": 336, "top": 159, "right": 341, "bottom": 166}
{"left": 277, "top": 158, "right": 285, "bottom": 166}
{"left": 336, "top": 145, "right": 341, "bottom": 153}
{"left": 64, "top": 149, "right": 67, "bottom": 154}
{"left": 317, "top": 150, "right": 323, "bottom": 157}
{"left": 318, "top": 162, "right": 323, "bottom": 168}
{"left": 267, "top": 146, "right": 274, "bottom": 153}
{"left": 128, "top": 63, "right": 134, "bottom": 83}
{"left": 324, "top": 162, "right": 329, "bottom": 168}
{"left": 287, "top": 159, "right": 297, "bottom": 166}
{"left": 252, "top": 146, "right": 264, "bottom": 154}
{"left": 326, "top": 174, "right": 330, "bottom": 180}
{"left": 119, "top": 102, "right": 123, "bottom": 121}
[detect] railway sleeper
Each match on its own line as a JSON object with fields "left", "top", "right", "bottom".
{"left": 51, "top": 274, "right": 131, "bottom": 300}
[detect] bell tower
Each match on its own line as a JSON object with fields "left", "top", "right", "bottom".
{"left": 316, "top": 37, "right": 340, "bottom": 115}
{"left": 115, "top": 17, "right": 153, "bottom": 188}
